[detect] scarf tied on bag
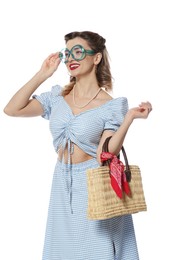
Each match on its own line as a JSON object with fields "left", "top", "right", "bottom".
{"left": 100, "top": 151, "right": 131, "bottom": 199}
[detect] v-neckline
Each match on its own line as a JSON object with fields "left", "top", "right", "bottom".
{"left": 61, "top": 96, "right": 114, "bottom": 117}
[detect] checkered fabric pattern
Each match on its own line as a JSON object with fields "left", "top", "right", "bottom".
{"left": 33, "top": 85, "right": 139, "bottom": 260}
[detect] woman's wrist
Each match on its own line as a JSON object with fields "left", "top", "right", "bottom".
{"left": 35, "top": 70, "right": 50, "bottom": 82}
{"left": 124, "top": 110, "right": 134, "bottom": 125}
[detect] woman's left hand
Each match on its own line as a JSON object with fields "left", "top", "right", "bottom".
{"left": 127, "top": 101, "right": 152, "bottom": 120}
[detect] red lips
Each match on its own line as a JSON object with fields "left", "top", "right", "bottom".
{"left": 69, "top": 63, "right": 80, "bottom": 70}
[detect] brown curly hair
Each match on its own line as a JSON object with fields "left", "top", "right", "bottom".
{"left": 61, "top": 31, "right": 113, "bottom": 96}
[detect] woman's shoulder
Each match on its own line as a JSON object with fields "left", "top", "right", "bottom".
{"left": 100, "top": 89, "right": 128, "bottom": 108}
{"left": 51, "top": 84, "right": 63, "bottom": 96}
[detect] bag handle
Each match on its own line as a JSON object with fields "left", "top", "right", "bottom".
{"left": 102, "top": 136, "right": 131, "bottom": 182}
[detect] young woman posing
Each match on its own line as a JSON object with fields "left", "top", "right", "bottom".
{"left": 4, "top": 31, "right": 152, "bottom": 260}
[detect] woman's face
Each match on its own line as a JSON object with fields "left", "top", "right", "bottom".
{"left": 64, "top": 37, "right": 97, "bottom": 77}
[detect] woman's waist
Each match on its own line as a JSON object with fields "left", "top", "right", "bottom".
{"left": 58, "top": 146, "right": 96, "bottom": 164}
{"left": 56, "top": 156, "right": 99, "bottom": 172}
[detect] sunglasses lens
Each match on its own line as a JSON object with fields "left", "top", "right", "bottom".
{"left": 59, "top": 48, "right": 70, "bottom": 63}
{"left": 71, "top": 45, "right": 85, "bottom": 61}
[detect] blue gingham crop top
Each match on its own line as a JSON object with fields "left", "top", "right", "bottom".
{"left": 33, "top": 85, "right": 128, "bottom": 158}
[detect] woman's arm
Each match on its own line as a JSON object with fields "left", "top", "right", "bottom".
{"left": 3, "top": 52, "right": 61, "bottom": 117}
{"left": 97, "top": 102, "right": 152, "bottom": 162}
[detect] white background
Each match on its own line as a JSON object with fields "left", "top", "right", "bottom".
{"left": 0, "top": 0, "right": 172, "bottom": 259}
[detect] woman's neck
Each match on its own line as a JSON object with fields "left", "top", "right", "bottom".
{"left": 74, "top": 79, "right": 99, "bottom": 98}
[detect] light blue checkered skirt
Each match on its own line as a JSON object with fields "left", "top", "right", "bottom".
{"left": 42, "top": 158, "right": 139, "bottom": 260}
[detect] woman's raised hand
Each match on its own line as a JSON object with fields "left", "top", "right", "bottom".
{"left": 126, "top": 101, "right": 152, "bottom": 121}
{"left": 40, "top": 52, "right": 61, "bottom": 78}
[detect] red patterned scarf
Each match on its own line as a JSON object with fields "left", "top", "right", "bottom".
{"left": 100, "top": 152, "right": 131, "bottom": 199}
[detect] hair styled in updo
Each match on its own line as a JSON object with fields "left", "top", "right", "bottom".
{"left": 62, "top": 31, "right": 113, "bottom": 96}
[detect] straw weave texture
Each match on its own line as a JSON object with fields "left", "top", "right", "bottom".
{"left": 87, "top": 165, "right": 147, "bottom": 220}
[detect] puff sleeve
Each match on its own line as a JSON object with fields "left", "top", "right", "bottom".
{"left": 32, "top": 85, "right": 62, "bottom": 120}
{"left": 104, "top": 97, "right": 128, "bottom": 131}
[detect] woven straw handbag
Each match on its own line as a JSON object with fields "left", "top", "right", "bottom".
{"left": 87, "top": 136, "right": 147, "bottom": 220}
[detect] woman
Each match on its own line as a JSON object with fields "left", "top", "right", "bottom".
{"left": 4, "top": 31, "right": 152, "bottom": 260}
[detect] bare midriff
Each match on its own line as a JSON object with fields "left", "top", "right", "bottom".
{"left": 58, "top": 143, "right": 94, "bottom": 164}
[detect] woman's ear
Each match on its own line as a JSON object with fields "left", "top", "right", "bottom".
{"left": 94, "top": 53, "right": 102, "bottom": 65}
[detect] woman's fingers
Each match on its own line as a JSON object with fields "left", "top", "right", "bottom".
{"left": 139, "top": 101, "right": 152, "bottom": 113}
